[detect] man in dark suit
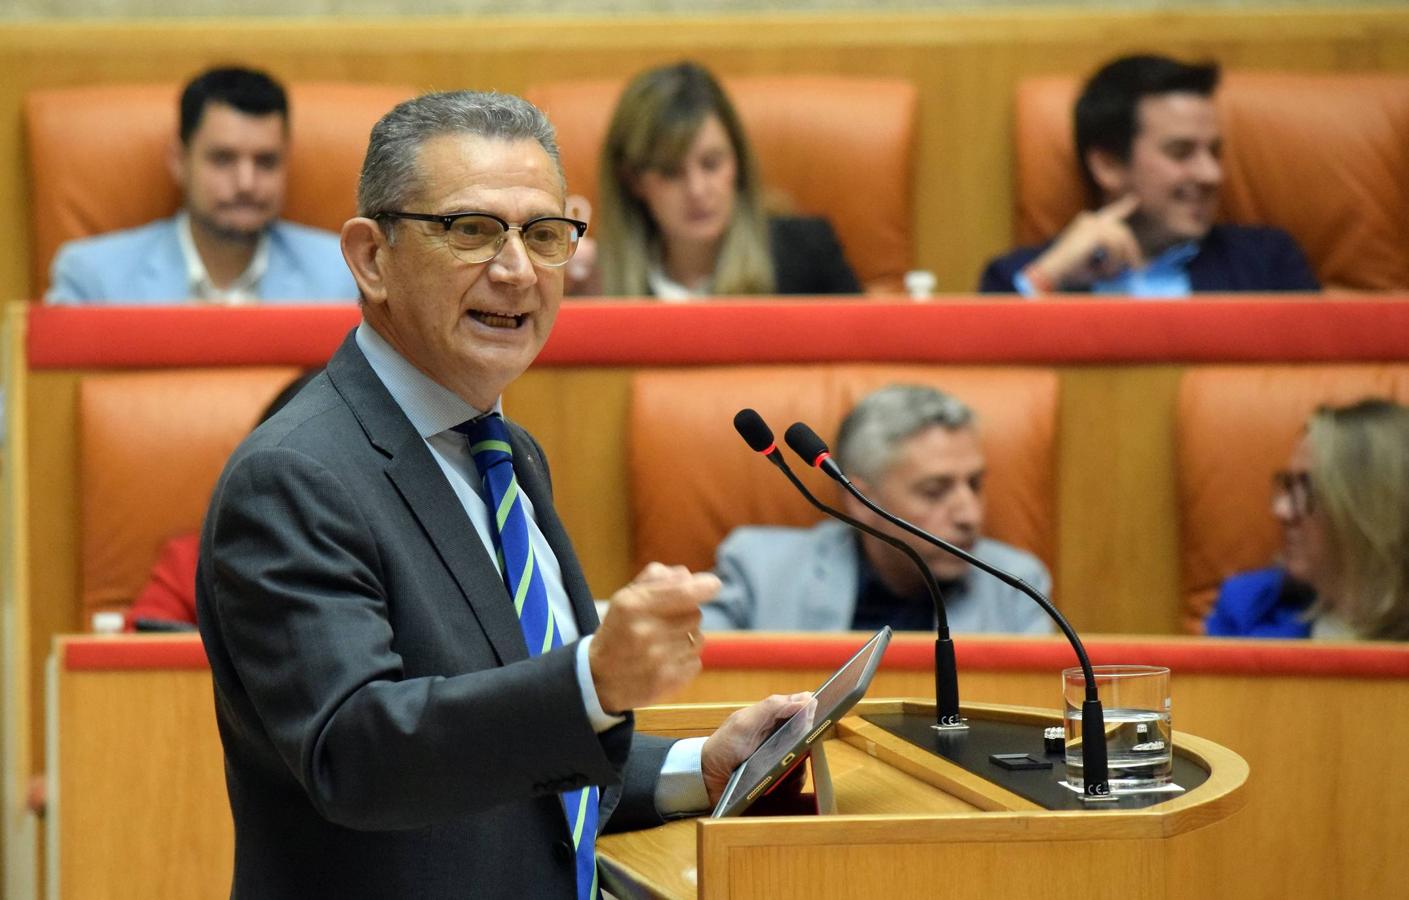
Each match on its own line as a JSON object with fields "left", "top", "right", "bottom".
{"left": 979, "top": 54, "right": 1319, "bottom": 296}
{"left": 197, "top": 90, "right": 802, "bottom": 899}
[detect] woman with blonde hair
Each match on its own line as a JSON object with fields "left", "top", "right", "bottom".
{"left": 582, "top": 61, "right": 860, "bottom": 299}
{"left": 1206, "top": 398, "right": 1409, "bottom": 640}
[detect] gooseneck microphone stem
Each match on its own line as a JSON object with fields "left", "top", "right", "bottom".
{"left": 784, "top": 422, "right": 1111, "bottom": 797}
{"left": 733, "top": 410, "right": 964, "bottom": 728}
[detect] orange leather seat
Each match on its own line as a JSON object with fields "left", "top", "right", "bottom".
{"left": 1013, "top": 73, "right": 1409, "bottom": 291}
{"left": 524, "top": 77, "right": 917, "bottom": 295}
{"left": 1175, "top": 364, "right": 1409, "bottom": 633}
{"left": 78, "top": 368, "right": 302, "bottom": 617}
{"left": 629, "top": 365, "right": 1058, "bottom": 580}
{"left": 24, "top": 82, "right": 416, "bottom": 297}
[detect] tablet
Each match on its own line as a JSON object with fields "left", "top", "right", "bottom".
{"left": 710, "top": 626, "right": 892, "bottom": 818}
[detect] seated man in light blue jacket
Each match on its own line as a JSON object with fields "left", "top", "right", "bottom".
{"left": 46, "top": 66, "right": 356, "bottom": 305}
{"left": 703, "top": 385, "right": 1052, "bottom": 634}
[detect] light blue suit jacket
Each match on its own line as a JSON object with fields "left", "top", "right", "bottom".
{"left": 45, "top": 216, "right": 357, "bottom": 304}
{"left": 702, "top": 520, "right": 1053, "bottom": 634}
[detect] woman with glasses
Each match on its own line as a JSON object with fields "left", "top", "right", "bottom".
{"left": 572, "top": 61, "right": 861, "bottom": 299}
{"left": 1206, "top": 398, "right": 1409, "bottom": 640}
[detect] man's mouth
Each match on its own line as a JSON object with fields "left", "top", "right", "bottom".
{"left": 468, "top": 310, "right": 528, "bottom": 329}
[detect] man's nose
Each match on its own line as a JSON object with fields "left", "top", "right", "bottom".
{"left": 234, "top": 157, "right": 258, "bottom": 192}
{"left": 948, "top": 484, "right": 982, "bottom": 528}
{"left": 488, "top": 230, "right": 538, "bottom": 285}
{"left": 1193, "top": 148, "right": 1222, "bottom": 186}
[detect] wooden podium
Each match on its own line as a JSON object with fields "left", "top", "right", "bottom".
{"left": 600, "top": 699, "right": 1249, "bottom": 899}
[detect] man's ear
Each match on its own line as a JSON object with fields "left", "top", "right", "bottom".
{"left": 341, "top": 217, "right": 391, "bottom": 305}
{"left": 165, "top": 138, "right": 187, "bottom": 190}
{"left": 1086, "top": 147, "right": 1130, "bottom": 199}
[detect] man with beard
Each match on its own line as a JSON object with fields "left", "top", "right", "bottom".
{"left": 46, "top": 66, "right": 355, "bottom": 304}
{"left": 979, "top": 54, "right": 1319, "bottom": 296}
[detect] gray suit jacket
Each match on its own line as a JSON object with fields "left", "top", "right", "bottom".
{"left": 196, "top": 331, "right": 669, "bottom": 899}
{"left": 45, "top": 216, "right": 357, "bottom": 303}
{"left": 702, "top": 520, "right": 1052, "bottom": 634}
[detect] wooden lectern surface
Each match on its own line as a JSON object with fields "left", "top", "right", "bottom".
{"left": 601, "top": 700, "right": 1247, "bottom": 900}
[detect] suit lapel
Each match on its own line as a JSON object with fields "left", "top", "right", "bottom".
{"left": 139, "top": 218, "right": 193, "bottom": 300}
{"left": 326, "top": 331, "right": 530, "bottom": 666}
{"left": 803, "top": 524, "right": 860, "bottom": 630}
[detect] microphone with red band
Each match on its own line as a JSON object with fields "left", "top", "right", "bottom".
{"left": 783, "top": 420, "right": 1113, "bottom": 798}
{"left": 733, "top": 409, "right": 964, "bottom": 729}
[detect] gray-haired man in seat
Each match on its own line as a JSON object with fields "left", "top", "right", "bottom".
{"left": 703, "top": 385, "right": 1051, "bottom": 634}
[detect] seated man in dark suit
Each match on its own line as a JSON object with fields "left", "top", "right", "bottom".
{"left": 979, "top": 54, "right": 1319, "bottom": 296}
{"left": 197, "top": 89, "right": 802, "bottom": 899}
{"left": 46, "top": 66, "right": 356, "bottom": 304}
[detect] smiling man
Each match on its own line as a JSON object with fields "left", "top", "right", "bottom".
{"left": 196, "top": 91, "right": 804, "bottom": 899}
{"left": 703, "top": 384, "right": 1051, "bottom": 634}
{"left": 979, "top": 54, "right": 1319, "bottom": 296}
{"left": 46, "top": 66, "right": 355, "bottom": 304}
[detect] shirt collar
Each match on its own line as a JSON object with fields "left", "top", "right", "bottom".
{"left": 1091, "top": 239, "right": 1199, "bottom": 298}
{"left": 646, "top": 259, "right": 711, "bottom": 302}
{"left": 1146, "top": 240, "right": 1200, "bottom": 272}
{"left": 355, "top": 320, "right": 500, "bottom": 439}
{"left": 176, "top": 211, "right": 270, "bottom": 305}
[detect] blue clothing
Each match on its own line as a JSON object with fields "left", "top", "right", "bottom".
{"left": 1205, "top": 566, "right": 1316, "bottom": 638}
{"left": 1014, "top": 241, "right": 1199, "bottom": 298}
{"left": 703, "top": 520, "right": 1052, "bottom": 634}
{"left": 979, "top": 224, "right": 1320, "bottom": 295}
{"left": 46, "top": 216, "right": 357, "bottom": 304}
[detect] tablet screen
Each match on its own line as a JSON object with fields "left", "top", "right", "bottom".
{"left": 711, "top": 626, "right": 892, "bottom": 818}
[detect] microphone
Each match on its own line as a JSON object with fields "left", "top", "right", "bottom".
{"left": 783, "top": 421, "right": 1113, "bottom": 799}
{"left": 733, "top": 409, "right": 964, "bottom": 729}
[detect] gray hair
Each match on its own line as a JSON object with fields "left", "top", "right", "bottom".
{"left": 357, "top": 90, "right": 564, "bottom": 223}
{"left": 835, "top": 384, "right": 976, "bottom": 481}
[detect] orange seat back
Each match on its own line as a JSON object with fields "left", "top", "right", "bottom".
{"left": 1013, "top": 72, "right": 1409, "bottom": 290}
{"left": 25, "top": 81, "right": 416, "bottom": 297}
{"left": 629, "top": 365, "right": 1058, "bottom": 577}
{"left": 78, "top": 368, "right": 303, "bottom": 617}
{"left": 1175, "top": 364, "right": 1409, "bottom": 633}
{"left": 525, "top": 76, "right": 916, "bottom": 295}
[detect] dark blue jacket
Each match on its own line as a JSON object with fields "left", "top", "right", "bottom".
{"left": 1205, "top": 566, "right": 1317, "bottom": 638}
{"left": 978, "top": 224, "right": 1320, "bottom": 294}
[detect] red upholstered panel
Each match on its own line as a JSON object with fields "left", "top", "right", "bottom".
{"left": 60, "top": 632, "right": 1409, "bottom": 681}
{"left": 24, "top": 299, "right": 1409, "bottom": 370}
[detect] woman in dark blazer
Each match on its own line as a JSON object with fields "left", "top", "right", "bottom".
{"left": 575, "top": 61, "right": 860, "bottom": 299}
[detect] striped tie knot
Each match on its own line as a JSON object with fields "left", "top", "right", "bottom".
{"left": 455, "top": 412, "right": 514, "bottom": 468}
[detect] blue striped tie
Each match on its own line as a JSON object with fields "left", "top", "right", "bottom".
{"left": 458, "top": 413, "right": 600, "bottom": 900}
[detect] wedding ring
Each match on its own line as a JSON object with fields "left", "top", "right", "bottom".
{"left": 686, "top": 631, "right": 698, "bottom": 647}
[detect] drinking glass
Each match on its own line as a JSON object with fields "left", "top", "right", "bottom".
{"left": 1062, "top": 665, "right": 1172, "bottom": 792}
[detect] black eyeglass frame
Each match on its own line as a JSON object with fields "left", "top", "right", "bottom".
{"left": 1271, "top": 469, "right": 1315, "bottom": 517}
{"left": 375, "top": 210, "right": 588, "bottom": 267}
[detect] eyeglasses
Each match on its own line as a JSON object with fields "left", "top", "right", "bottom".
{"left": 376, "top": 211, "right": 587, "bottom": 267}
{"left": 1272, "top": 469, "right": 1315, "bottom": 517}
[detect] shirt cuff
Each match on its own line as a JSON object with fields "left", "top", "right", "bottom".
{"left": 575, "top": 635, "right": 626, "bottom": 734}
{"left": 653, "top": 737, "right": 710, "bottom": 817}
{"left": 1013, "top": 269, "right": 1039, "bottom": 298}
